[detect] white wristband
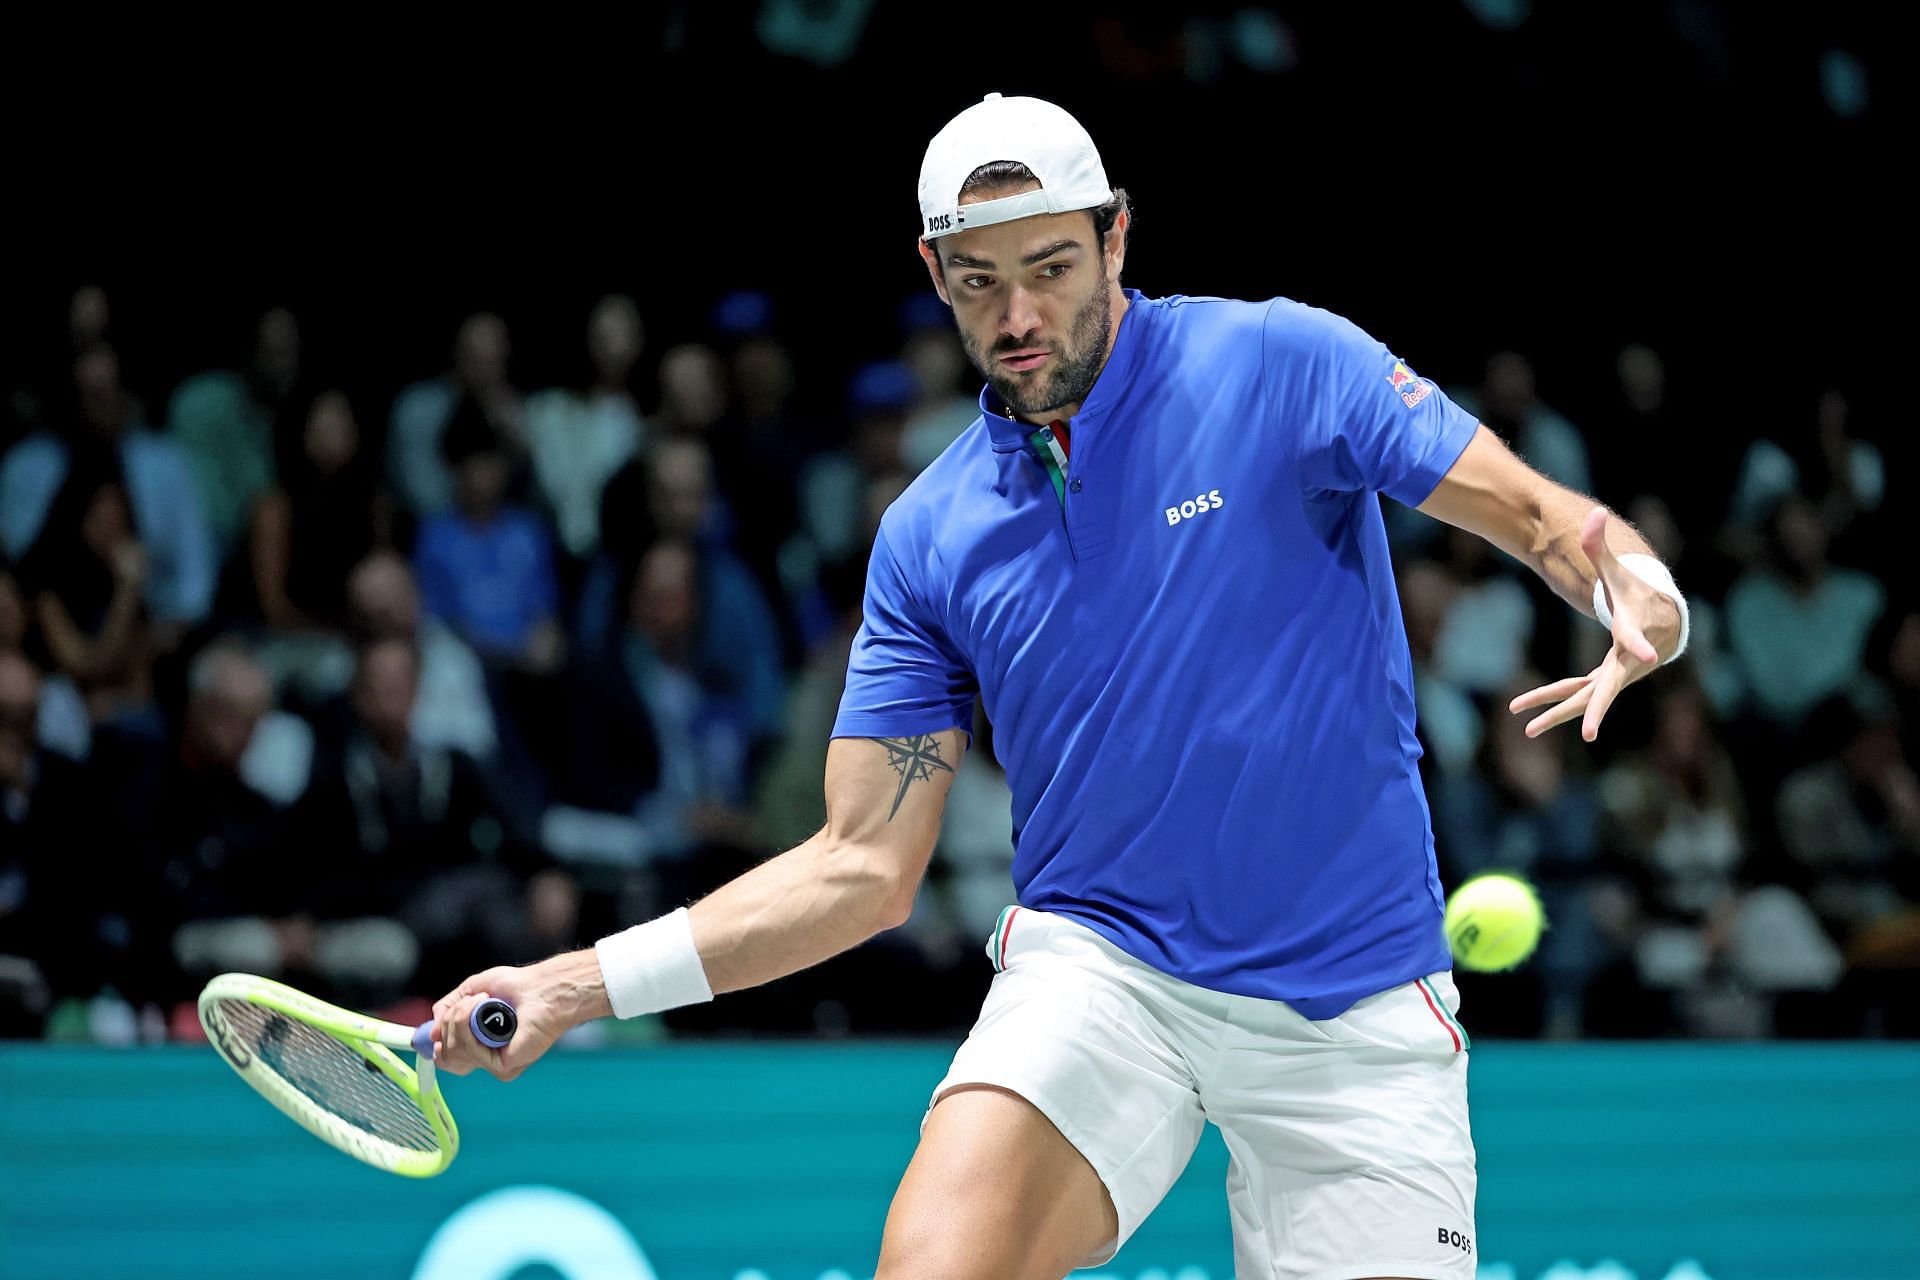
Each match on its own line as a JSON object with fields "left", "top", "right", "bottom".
{"left": 594, "top": 908, "right": 714, "bottom": 1019}
{"left": 1592, "top": 552, "right": 1690, "bottom": 665}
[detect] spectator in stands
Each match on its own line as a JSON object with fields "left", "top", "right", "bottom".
{"left": 1593, "top": 682, "right": 1846, "bottom": 1036}
{"left": 714, "top": 330, "right": 807, "bottom": 625}
{"left": 1600, "top": 685, "right": 1749, "bottom": 912}
{"left": 899, "top": 295, "right": 981, "bottom": 472}
{"left": 1776, "top": 693, "right": 1920, "bottom": 980}
{"left": 1396, "top": 558, "right": 1481, "bottom": 778}
{"left": 612, "top": 540, "right": 757, "bottom": 871}
{"left": 600, "top": 345, "right": 750, "bottom": 608}
{"left": 525, "top": 294, "right": 646, "bottom": 562}
{"left": 798, "top": 361, "right": 915, "bottom": 579}
{"left": 1454, "top": 350, "right": 1592, "bottom": 495}
{"left": 652, "top": 343, "right": 729, "bottom": 440}
{"left": 1427, "top": 525, "right": 1536, "bottom": 697}
{"left": 0, "top": 653, "right": 70, "bottom": 1033}
{"left": 389, "top": 313, "right": 523, "bottom": 516}
{"left": 1729, "top": 389, "right": 1885, "bottom": 557}
{"left": 655, "top": 439, "right": 787, "bottom": 748}
{"left": 67, "top": 285, "right": 111, "bottom": 352}
{"left": 577, "top": 438, "right": 787, "bottom": 754}
{"left": 346, "top": 550, "right": 496, "bottom": 761}
{"left": 293, "top": 637, "right": 564, "bottom": 996}
{"left": 1432, "top": 674, "right": 1604, "bottom": 1035}
{"left": 0, "top": 562, "right": 89, "bottom": 760}
{"left": 167, "top": 307, "right": 302, "bottom": 552}
{"left": 250, "top": 388, "right": 395, "bottom": 632}
{"left": 0, "top": 344, "right": 215, "bottom": 635}
{"left": 412, "top": 401, "right": 564, "bottom": 673}
{"left": 1880, "top": 605, "right": 1920, "bottom": 758}
{"left": 12, "top": 458, "right": 160, "bottom": 738}
{"left": 1725, "top": 493, "right": 1885, "bottom": 731}
{"left": 133, "top": 644, "right": 289, "bottom": 1003}
{"left": 1595, "top": 344, "right": 1716, "bottom": 537}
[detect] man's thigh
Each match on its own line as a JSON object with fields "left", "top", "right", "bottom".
{"left": 883, "top": 906, "right": 1214, "bottom": 1275}
{"left": 876, "top": 1085, "right": 1116, "bottom": 1280}
{"left": 1212, "top": 971, "right": 1478, "bottom": 1280}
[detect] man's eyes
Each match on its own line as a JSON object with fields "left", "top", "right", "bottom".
{"left": 963, "top": 264, "right": 1070, "bottom": 290}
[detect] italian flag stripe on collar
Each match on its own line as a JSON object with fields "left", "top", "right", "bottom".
{"left": 1027, "top": 420, "right": 1071, "bottom": 507}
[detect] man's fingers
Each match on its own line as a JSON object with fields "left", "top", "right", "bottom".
{"left": 1582, "top": 657, "right": 1630, "bottom": 741}
{"left": 440, "top": 997, "right": 463, "bottom": 1062}
{"left": 1509, "top": 674, "right": 1592, "bottom": 712}
{"left": 433, "top": 974, "right": 484, "bottom": 1027}
{"left": 1525, "top": 685, "right": 1591, "bottom": 738}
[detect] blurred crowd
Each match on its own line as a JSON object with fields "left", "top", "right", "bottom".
{"left": 1, "top": 286, "right": 1913, "bottom": 1044}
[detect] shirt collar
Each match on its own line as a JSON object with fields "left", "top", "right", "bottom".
{"left": 980, "top": 288, "right": 1148, "bottom": 453}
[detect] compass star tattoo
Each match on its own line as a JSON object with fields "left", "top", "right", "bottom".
{"left": 874, "top": 735, "right": 955, "bottom": 819}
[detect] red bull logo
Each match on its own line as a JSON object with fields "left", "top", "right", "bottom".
{"left": 1387, "top": 359, "right": 1434, "bottom": 408}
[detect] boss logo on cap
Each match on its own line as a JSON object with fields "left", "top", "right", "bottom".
{"left": 926, "top": 214, "right": 952, "bottom": 233}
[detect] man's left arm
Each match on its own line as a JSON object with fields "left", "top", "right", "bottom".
{"left": 1417, "top": 424, "right": 1687, "bottom": 741}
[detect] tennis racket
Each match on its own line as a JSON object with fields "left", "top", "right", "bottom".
{"left": 197, "top": 971, "right": 517, "bottom": 1177}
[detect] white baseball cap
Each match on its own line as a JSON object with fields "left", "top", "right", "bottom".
{"left": 918, "top": 93, "right": 1112, "bottom": 241}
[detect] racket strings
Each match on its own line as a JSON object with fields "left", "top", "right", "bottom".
{"left": 215, "top": 997, "right": 439, "bottom": 1153}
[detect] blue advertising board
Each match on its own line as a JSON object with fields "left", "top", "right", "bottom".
{"left": 2, "top": 1042, "right": 1916, "bottom": 1279}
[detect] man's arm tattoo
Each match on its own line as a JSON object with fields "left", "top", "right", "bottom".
{"left": 872, "top": 735, "right": 955, "bottom": 820}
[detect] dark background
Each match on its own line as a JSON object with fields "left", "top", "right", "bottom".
{"left": 8, "top": 2, "right": 1898, "bottom": 468}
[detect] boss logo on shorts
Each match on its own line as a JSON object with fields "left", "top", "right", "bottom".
{"left": 1165, "top": 489, "right": 1225, "bottom": 526}
{"left": 1438, "top": 1226, "right": 1473, "bottom": 1253}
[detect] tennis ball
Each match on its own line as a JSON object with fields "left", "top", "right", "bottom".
{"left": 1445, "top": 873, "right": 1547, "bottom": 972}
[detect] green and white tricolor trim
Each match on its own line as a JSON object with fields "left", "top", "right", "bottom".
{"left": 987, "top": 905, "right": 1024, "bottom": 972}
{"left": 1026, "top": 424, "right": 1070, "bottom": 507}
{"left": 1417, "top": 976, "right": 1470, "bottom": 1052}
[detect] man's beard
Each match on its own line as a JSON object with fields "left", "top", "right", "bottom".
{"left": 967, "top": 284, "right": 1113, "bottom": 419}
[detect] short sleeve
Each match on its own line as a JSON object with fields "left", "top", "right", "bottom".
{"left": 830, "top": 522, "right": 977, "bottom": 750}
{"left": 1271, "top": 303, "right": 1480, "bottom": 507}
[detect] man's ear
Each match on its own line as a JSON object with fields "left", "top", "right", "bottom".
{"left": 918, "top": 236, "right": 952, "bottom": 305}
{"left": 1103, "top": 211, "right": 1130, "bottom": 284}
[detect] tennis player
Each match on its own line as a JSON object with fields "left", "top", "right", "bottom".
{"left": 435, "top": 93, "right": 1688, "bottom": 1279}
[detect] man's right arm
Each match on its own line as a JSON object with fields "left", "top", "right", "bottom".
{"left": 689, "top": 729, "right": 965, "bottom": 992}
{"left": 432, "top": 728, "right": 968, "bottom": 1078}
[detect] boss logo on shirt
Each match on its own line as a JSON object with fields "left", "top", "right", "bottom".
{"left": 1165, "top": 489, "right": 1225, "bottom": 526}
{"left": 1437, "top": 1227, "right": 1473, "bottom": 1252}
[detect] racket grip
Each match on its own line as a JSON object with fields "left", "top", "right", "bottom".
{"left": 470, "top": 998, "right": 518, "bottom": 1049}
{"left": 409, "top": 998, "right": 519, "bottom": 1060}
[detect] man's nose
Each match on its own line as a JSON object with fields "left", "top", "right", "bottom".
{"left": 1002, "top": 284, "right": 1042, "bottom": 342}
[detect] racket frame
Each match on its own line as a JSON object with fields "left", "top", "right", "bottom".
{"left": 198, "top": 972, "right": 459, "bottom": 1177}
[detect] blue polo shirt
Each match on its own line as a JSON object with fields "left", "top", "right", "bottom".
{"left": 830, "top": 289, "right": 1481, "bottom": 1018}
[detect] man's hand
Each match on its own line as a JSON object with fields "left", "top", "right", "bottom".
{"left": 432, "top": 949, "right": 610, "bottom": 1081}
{"left": 1508, "top": 507, "right": 1681, "bottom": 742}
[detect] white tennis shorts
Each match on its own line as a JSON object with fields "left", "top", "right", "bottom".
{"left": 927, "top": 906, "right": 1478, "bottom": 1280}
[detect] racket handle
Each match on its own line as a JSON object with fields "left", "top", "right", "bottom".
{"left": 470, "top": 998, "right": 518, "bottom": 1049}
{"left": 410, "top": 998, "right": 519, "bottom": 1060}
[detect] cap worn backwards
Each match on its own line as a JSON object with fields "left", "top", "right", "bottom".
{"left": 917, "top": 93, "right": 1113, "bottom": 241}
